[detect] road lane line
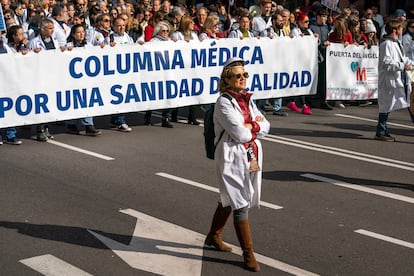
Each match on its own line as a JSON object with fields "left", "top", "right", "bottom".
{"left": 47, "top": 140, "right": 115, "bottom": 161}
{"left": 156, "top": 172, "right": 283, "bottom": 210}
{"left": 20, "top": 254, "right": 93, "bottom": 276}
{"left": 335, "top": 114, "right": 414, "bottom": 129}
{"left": 355, "top": 229, "right": 414, "bottom": 249}
{"left": 302, "top": 173, "right": 414, "bottom": 204}
{"left": 263, "top": 135, "right": 414, "bottom": 172}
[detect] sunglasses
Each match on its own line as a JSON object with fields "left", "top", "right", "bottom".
{"left": 229, "top": 72, "right": 249, "bottom": 79}
{"left": 409, "top": 25, "right": 414, "bottom": 28}
{"left": 103, "top": 19, "right": 111, "bottom": 22}
{"left": 160, "top": 29, "right": 169, "bottom": 33}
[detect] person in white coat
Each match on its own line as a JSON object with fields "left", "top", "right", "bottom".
{"left": 375, "top": 19, "right": 414, "bottom": 141}
{"left": 403, "top": 19, "right": 414, "bottom": 114}
{"left": 204, "top": 57, "right": 270, "bottom": 272}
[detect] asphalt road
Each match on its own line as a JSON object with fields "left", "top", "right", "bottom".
{"left": 1, "top": 103, "right": 413, "bottom": 276}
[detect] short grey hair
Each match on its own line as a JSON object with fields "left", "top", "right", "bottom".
{"left": 152, "top": 21, "right": 170, "bottom": 37}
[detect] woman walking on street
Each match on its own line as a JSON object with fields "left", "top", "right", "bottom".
{"left": 204, "top": 57, "right": 270, "bottom": 272}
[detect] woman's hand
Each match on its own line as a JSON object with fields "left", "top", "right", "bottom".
{"left": 244, "top": 123, "right": 253, "bottom": 130}
{"left": 255, "top": 116, "right": 263, "bottom": 122}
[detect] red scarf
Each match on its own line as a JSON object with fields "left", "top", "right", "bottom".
{"left": 225, "top": 90, "right": 260, "bottom": 157}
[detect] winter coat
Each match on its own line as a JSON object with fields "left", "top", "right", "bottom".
{"left": 378, "top": 38, "right": 413, "bottom": 113}
{"left": 28, "top": 35, "right": 59, "bottom": 51}
{"left": 213, "top": 92, "right": 270, "bottom": 210}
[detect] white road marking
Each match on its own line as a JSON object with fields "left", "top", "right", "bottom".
{"left": 302, "top": 173, "right": 414, "bottom": 204}
{"left": 89, "top": 209, "right": 319, "bottom": 276}
{"left": 355, "top": 229, "right": 414, "bottom": 250}
{"left": 47, "top": 140, "right": 114, "bottom": 161}
{"left": 19, "top": 254, "right": 93, "bottom": 276}
{"left": 263, "top": 134, "right": 414, "bottom": 172}
{"left": 156, "top": 172, "right": 283, "bottom": 210}
{"left": 335, "top": 114, "right": 414, "bottom": 129}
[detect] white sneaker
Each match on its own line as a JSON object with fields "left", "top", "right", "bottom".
{"left": 116, "top": 123, "right": 132, "bottom": 132}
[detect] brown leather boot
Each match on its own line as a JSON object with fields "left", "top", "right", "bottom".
{"left": 204, "top": 204, "right": 232, "bottom": 252}
{"left": 234, "top": 220, "right": 260, "bottom": 272}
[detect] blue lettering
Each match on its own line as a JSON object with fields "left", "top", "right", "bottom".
{"left": 192, "top": 78, "right": 203, "bottom": 96}
{"left": 133, "top": 52, "right": 153, "bottom": 71}
{"left": 69, "top": 57, "right": 83, "bottom": 78}
{"left": 263, "top": 74, "right": 272, "bottom": 90}
{"left": 279, "top": 72, "right": 290, "bottom": 89}
{"left": 73, "top": 88, "right": 88, "bottom": 108}
{"left": 208, "top": 47, "right": 218, "bottom": 66}
{"left": 289, "top": 71, "right": 299, "bottom": 88}
{"left": 110, "top": 85, "right": 124, "bottom": 104}
{"left": 125, "top": 84, "right": 140, "bottom": 103}
{"left": 250, "top": 46, "right": 263, "bottom": 65}
{"left": 35, "top": 94, "right": 49, "bottom": 114}
{"left": 166, "top": 80, "right": 177, "bottom": 99}
{"left": 179, "top": 79, "right": 190, "bottom": 97}
{"left": 250, "top": 74, "right": 262, "bottom": 91}
{"left": 0, "top": 97, "right": 13, "bottom": 118}
{"left": 103, "top": 55, "right": 115, "bottom": 75}
{"left": 172, "top": 50, "right": 184, "bottom": 69}
{"left": 56, "top": 91, "right": 71, "bottom": 111}
{"left": 141, "top": 82, "right": 156, "bottom": 101}
{"left": 301, "top": 71, "right": 311, "bottom": 86}
{"left": 85, "top": 56, "right": 100, "bottom": 77}
{"left": 90, "top": 87, "right": 103, "bottom": 106}
{"left": 191, "top": 49, "right": 206, "bottom": 68}
{"left": 117, "top": 53, "right": 130, "bottom": 74}
{"left": 154, "top": 51, "right": 169, "bottom": 70}
{"left": 210, "top": 77, "right": 219, "bottom": 94}
{"left": 15, "top": 95, "right": 32, "bottom": 116}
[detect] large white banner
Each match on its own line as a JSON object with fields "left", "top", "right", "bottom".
{"left": 326, "top": 43, "right": 378, "bottom": 100}
{"left": 0, "top": 36, "right": 318, "bottom": 128}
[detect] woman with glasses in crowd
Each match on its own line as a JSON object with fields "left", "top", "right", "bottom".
{"left": 170, "top": 15, "right": 201, "bottom": 125}
{"left": 144, "top": 21, "right": 174, "bottom": 128}
{"left": 199, "top": 14, "right": 222, "bottom": 40}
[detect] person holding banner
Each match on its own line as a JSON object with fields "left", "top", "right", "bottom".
{"left": 205, "top": 57, "right": 269, "bottom": 272}
{"left": 28, "top": 18, "right": 59, "bottom": 141}
{"left": 288, "top": 11, "right": 316, "bottom": 115}
{"left": 0, "top": 32, "right": 23, "bottom": 145}
{"left": 375, "top": 19, "right": 414, "bottom": 141}
{"left": 170, "top": 15, "right": 201, "bottom": 125}
{"left": 144, "top": 21, "right": 174, "bottom": 128}
{"left": 66, "top": 24, "right": 102, "bottom": 136}
{"left": 310, "top": 8, "right": 333, "bottom": 110}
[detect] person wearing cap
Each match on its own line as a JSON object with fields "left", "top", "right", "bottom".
{"left": 365, "top": 19, "right": 378, "bottom": 47}
{"left": 375, "top": 19, "right": 414, "bottom": 141}
{"left": 204, "top": 57, "right": 270, "bottom": 272}
{"left": 380, "top": 9, "right": 407, "bottom": 41}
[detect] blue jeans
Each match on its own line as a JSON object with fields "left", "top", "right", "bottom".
{"left": 376, "top": 112, "right": 389, "bottom": 136}
{"left": 5, "top": 127, "right": 17, "bottom": 140}
{"left": 67, "top": 117, "right": 94, "bottom": 126}
{"left": 111, "top": 115, "right": 125, "bottom": 125}
{"left": 272, "top": 98, "right": 283, "bottom": 112}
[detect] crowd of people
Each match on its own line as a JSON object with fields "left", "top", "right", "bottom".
{"left": 0, "top": 0, "right": 414, "bottom": 145}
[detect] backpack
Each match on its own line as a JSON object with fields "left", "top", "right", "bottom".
{"left": 204, "top": 93, "right": 234, "bottom": 160}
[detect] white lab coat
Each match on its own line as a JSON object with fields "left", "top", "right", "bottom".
{"left": 214, "top": 92, "right": 270, "bottom": 210}
{"left": 378, "top": 38, "right": 413, "bottom": 113}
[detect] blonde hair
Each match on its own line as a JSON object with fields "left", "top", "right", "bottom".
{"left": 202, "top": 14, "right": 219, "bottom": 34}
{"left": 219, "top": 61, "right": 244, "bottom": 92}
